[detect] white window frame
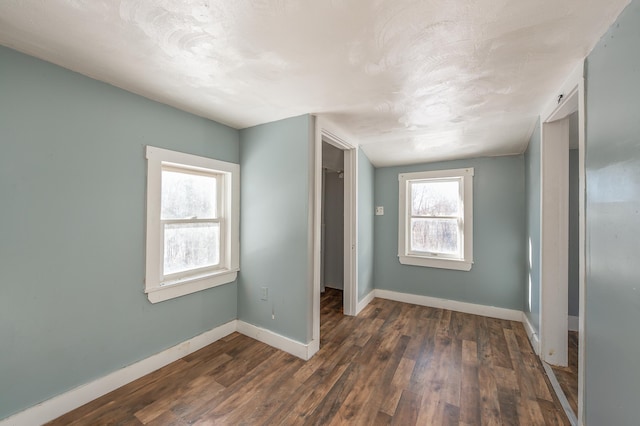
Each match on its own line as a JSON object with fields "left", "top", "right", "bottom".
{"left": 145, "top": 146, "right": 239, "bottom": 303}
{"left": 398, "top": 167, "right": 473, "bottom": 271}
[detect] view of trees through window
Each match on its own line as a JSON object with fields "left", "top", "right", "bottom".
{"left": 161, "top": 171, "right": 217, "bottom": 220}
{"left": 163, "top": 222, "right": 220, "bottom": 275}
{"left": 410, "top": 179, "right": 461, "bottom": 256}
{"left": 161, "top": 170, "right": 220, "bottom": 276}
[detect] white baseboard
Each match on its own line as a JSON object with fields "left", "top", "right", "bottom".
{"left": 568, "top": 315, "right": 579, "bottom": 332}
{"left": 356, "top": 290, "right": 375, "bottom": 315}
{"left": 236, "top": 321, "right": 313, "bottom": 361}
{"left": 522, "top": 313, "right": 540, "bottom": 355}
{"left": 0, "top": 320, "right": 238, "bottom": 426}
{"left": 374, "top": 289, "right": 522, "bottom": 321}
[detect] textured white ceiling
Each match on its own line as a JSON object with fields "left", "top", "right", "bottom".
{"left": 0, "top": 0, "right": 629, "bottom": 166}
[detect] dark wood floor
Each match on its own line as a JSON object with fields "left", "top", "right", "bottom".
{"left": 550, "top": 331, "right": 579, "bottom": 416}
{"left": 49, "top": 288, "right": 568, "bottom": 425}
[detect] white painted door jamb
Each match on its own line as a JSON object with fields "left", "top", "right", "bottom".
{"left": 540, "top": 116, "right": 570, "bottom": 367}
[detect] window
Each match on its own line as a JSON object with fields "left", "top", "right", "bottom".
{"left": 398, "top": 168, "right": 473, "bottom": 271}
{"left": 145, "top": 146, "right": 239, "bottom": 303}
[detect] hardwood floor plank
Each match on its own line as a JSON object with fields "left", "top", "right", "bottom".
{"left": 374, "top": 410, "right": 392, "bottom": 425}
{"left": 292, "top": 362, "right": 358, "bottom": 425}
{"left": 537, "top": 398, "right": 571, "bottom": 426}
{"left": 488, "top": 318, "right": 514, "bottom": 370}
{"left": 391, "top": 390, "right": 420, "bottom": 426}
{"left": 459, "top": 340, "right": 481, "bottom": 425}
{"left": 47, "top": 288, "right": 568, "bottom": 426}
{"left": 442, "top": 402, "right": 460, "bottom": 426}
{"left": 134, "top": 375, "right": 225, "bottom": 424}
{"left": 270, "top": 349, "right": 357, "bottom": 424}
{"left": 443, "top": 334, "right": 462, "bottom": 407}
{"left": 144, "top": 410, "right": 188, "bottom": 426}
{"left": 497, "top": 388, "right": 520, "bottom": 426}
{"left": 504, "top": 328, "right": 538, "bottom": 401}
{"left": 415, "top": 333, "right": 452, "bottom": 425}
{"left": 336, "top": 334, "right": 410, "bottom": 425}
{"left": 208, "top": 352, "right": 304, "bottom": 425}
{"left": 478, "top": 364, "right": 502, "bottom": 426}
{"left": 379, "top": 386, "right": 403, "bottom": 418}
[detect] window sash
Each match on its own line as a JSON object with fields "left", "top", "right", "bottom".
{"left": 159, "top": 163, "right": 225, "bottom": 283}
{"left": 161, "top": 165, "right": 222, "bottom": 221}
{"left": 160, "top": 218, "right": 225, "bottom": 281}
{"left": 407, "top": 177, "right": 464, "bottom": 258}
{"left": 409, "top": 177, "right": 462, "bottom": 217}
{"left": 408, "top": 217, "right": 463, "bottom": 259}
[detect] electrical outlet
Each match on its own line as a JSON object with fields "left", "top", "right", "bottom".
{"left": 260, "top": 287, "right": 268, "bottom": 301}
{"left": 375, "top": 206, "right": 384, "bottom": 215}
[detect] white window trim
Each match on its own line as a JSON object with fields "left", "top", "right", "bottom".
{"left": 398, "top": 167, "right": 474, "bottom": 271}
{"left": 145, "top": 146, "right": 239, "bottom": 303}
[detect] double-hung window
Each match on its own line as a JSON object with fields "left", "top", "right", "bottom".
{"left": 398, "top": 168, "right": 473, "bottom": 271}
{"left": 145, "top": 146, "right": 239, "bottom": 303}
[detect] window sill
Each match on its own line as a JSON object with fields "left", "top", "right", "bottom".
{"left": 145, "top": 269, "right": 238, "bottom": 303}
{"left": 398, "top": 255, "right": 472, "bottom": 271}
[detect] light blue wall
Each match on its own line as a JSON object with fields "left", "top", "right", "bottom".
{"left": 0, "top": 46, "right": 239, "bottom": 420}
{"left": 584, "top": 1, "right": 640, "bottom": 423}
{"left": 568, "top": 148, "right": 580, "bottom": 317}
{"left": 373, "top": 156, "right": 525, "bottom": 310}
{"left": 357, "top": 149, "right": 375, "bottom": 300}
{"left": 238, "top": 115, "right": 312, "bottom": 343}
{"left": 524, "top": 120, "right": 542, "bottom": 331}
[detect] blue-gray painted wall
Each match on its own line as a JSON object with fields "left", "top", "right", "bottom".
{"left": 238, "top": 115, "right": 312, "bottom": 343}
{"left": 524, "top": 120, "right": 542, "bottom": 331}
{"left": 373, "top": 156, "right": 525, "bottom": 310}
{"left": 0, "top": 46, "right": 239, "bottom": 420}
{"left": 584, "top": 1, "right": 640, "bottom": 423}
{"left": 357, "top": 149, "right": 375, "bottom": 300}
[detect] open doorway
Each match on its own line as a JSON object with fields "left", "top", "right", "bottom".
{"left": 547, "top": 111, "right": 580, "bottom": 420}
{"left": 539, "top": 68, "right": 585, "bottom": 425}
{"left": 309, "top": 118, "right": 358, "bottom": 357}
{"left": 321, "top": 142, "right": 345, "bottom": 316}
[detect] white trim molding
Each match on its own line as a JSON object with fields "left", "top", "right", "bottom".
{"left": 144, "top": 146, "right": 240, "bottom": 303}
{"left": 356, "top": 290, "right": 375, "bottom": 315}
{"left": 314, "top": 115, "right": 360, "bottom": 148}
{"left": 374, "top": 289, "right": 522, "bottom": 321}
{"left": 522, "top": 312, "right": 541, "bottom": 355}
{"left": 1, "top": 320, "right": 238, "bottom": 426}
{"left": 236, "top": 321, "right": 315, "bottom": 361}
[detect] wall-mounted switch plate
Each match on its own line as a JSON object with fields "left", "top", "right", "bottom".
{"left": 375, "top": 206, "right": 384, "bottom": 215}
{"left": 260, "top": 287, "right": 268, "bottom": 301}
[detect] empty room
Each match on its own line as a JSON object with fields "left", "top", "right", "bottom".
{"left": 1, "top": 1, "right": 639, "bottom": 425}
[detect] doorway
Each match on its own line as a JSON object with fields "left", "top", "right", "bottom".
{"left": 539, "top": 68, "right": 585, "bottom": 425}
{"left": 309, "top": 118, "right": 358, "bottom": 357}
{"left": 321, "top": 142, "right": 345, "bottom": 307}
{"left": 544, "top": 112, "right": 580, "bottom": 421}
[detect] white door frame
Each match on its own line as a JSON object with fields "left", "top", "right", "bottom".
{"left": 540, "top": 113, "right": 570, "bottom": 368}
{"left": 539, "top": 62, "right": 586, "bottom": 424}
{"left": 309, "top": 116, "right": 358, "bottom": 356}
